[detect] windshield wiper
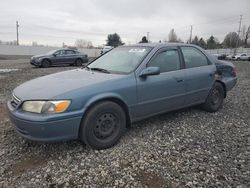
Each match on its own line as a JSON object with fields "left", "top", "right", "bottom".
{"left": 86, "top": 67, "right": 110, "bottom": 73}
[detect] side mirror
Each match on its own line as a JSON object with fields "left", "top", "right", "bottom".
{"left": 53, "top": 53, "right": 56, "bottom": 57}
{"left": 139, "top": 67, "right": 160, "bottom": 77}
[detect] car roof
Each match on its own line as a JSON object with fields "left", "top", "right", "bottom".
{"left": 125, "top": 42, "right": 200, "bottom": 48}
{"left": 57, "top": 48, "right": 78, "bottom": 51}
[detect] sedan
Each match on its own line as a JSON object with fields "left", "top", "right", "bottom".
{"left": 232, "top": 53, "right": 248, "bottom": 61}
{"left": 8, "top": 43, "right": 237, "bottom": 149}
{"left": 239, "top": 54, "right": 250, "bottom": 61}
{"left": 30, "top": 49, "right": 88, "bottom": 68}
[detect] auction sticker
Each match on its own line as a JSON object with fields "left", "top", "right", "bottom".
{"left": 129, "top": 49, "right": 146, "bottom": 53}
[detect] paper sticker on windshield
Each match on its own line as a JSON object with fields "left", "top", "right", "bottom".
{"left": 129, "top": 49, "right": 146, "bottom": 53}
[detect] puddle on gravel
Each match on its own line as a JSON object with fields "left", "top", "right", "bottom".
{"left": 0, "top": 103, "right": 8, "bottom": 120}
{"left": 7, "top": 154, "right": 49, "bottom": 177}
{"left": 135, "top": 170, "right": 170, "bottom": 188}
{"left": 0, "top": 69, "right": 20, "bottom": 73}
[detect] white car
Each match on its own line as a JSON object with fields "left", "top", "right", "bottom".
{"left": 239, "top": 54, "right": 250, "bottom": 61}
{"left": 226, "top": 54, "right": 234, "bottom": 60}
{"left": 232, "top": 53, "right": 249, "bottom": 61}
{"left": 100, "top": 46, "right": 114, "bottom": 55}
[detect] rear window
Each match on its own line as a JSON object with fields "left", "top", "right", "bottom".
{"left": 181, "top": 47, "right": 208, "bottom": 68}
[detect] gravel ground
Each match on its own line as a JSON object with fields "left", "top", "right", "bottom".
{"left": 0, "top": 58, "right": 249, "bottom": 187}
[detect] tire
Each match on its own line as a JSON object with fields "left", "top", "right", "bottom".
{"left": 80, "top": 101, "right": 126, "bottom": 149}
{"left": 75, "top": 59, "right": 83, "bottom": 66}
{"left": 202, "top": 82, "right": 225, "bottom": 112}
{"left": 41, "top": 59, "right": 50, "bottom": 68}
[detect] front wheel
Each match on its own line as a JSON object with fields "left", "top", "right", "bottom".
{"left": 41, "top": 60, "right": 50, "bottom": 68}
{"left": 80, "top": 101, "right": 126, "bottom": 150}
{"left": 202, "top": 82, "right": 225, "bottom": 112}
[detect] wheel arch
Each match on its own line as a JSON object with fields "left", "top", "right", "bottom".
{"left": 75, "top": 57, "right": 83, "bottom": 62}
{"left": 215, "top": 80, "right": 227, "bottom": 98}
{"left": 42, "top": 58, "right": 52, "bottom": 65}
{"left": 80, "top": 94, "right": 131, "bottom": 134}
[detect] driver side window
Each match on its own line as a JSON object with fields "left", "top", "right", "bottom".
{"left": 148, "top": 49, "right": 180, "bottom": 73}
{"left": 55, "top": 50, "right": 66, "bottom": 55}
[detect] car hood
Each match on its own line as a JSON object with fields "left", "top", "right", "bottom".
{"left": 32, "top": 54, "right": 49, "bottom": 58}
{"left": 14, "top": 69, "right": 124, "bottom": 101}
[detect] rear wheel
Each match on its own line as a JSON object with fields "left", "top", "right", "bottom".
{"left": 80, "top": 101, "right": 126, "bottom": 149}
{"left": 75, "top": 59, "right": 83, "bottom": 66}
{"left": 202, "top": 82, "right": 224, "bottom": 112}
{"left": 41, "top": 59, "right": 50, "bottom": 68}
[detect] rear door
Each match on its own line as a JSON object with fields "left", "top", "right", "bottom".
{"left": 135, "top": 47, "right": 186, "bottom": 118}
{"left": 180, "top": 46, "right": 216, "bottom": 105}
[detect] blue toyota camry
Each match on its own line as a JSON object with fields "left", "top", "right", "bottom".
{"left": 7, "top": 43, "right": 237, "bottom": 149}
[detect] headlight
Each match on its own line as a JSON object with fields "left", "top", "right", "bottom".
{"left": 22, "top": 100, "right": 71, "bottom": 114}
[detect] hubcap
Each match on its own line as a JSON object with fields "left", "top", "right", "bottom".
{"left": 94, "top": 113, "right": 117, "bottom": 139}
{"left": 77, "top": 60, "right": 81, "bottom": 65}
{"left": 211, "top": 87, "right": 220, "bottom": 105}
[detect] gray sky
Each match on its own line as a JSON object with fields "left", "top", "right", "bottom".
{"left": 0, "top": 0, "right": 250, "bottom": 47}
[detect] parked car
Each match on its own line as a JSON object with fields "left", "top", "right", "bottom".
{"left": 226, "top": 54, "right": 234, "bottom": 60}
{"left": 30, "top": 49, "right": 88, "bottom": 68}
{"left": 212, "top": 54, "right": 227, "bottom": 60}
{"left": 100, "top": 46, "right": 113, "bottom": 55}
{"left": 232, "top": 53, "right": 248, "bottom": 61}
{"left": 239, "top": 54, "right": 250, "bottom": 61}
{"left": 8, "top": 43, "right": 237, "bottom": 149}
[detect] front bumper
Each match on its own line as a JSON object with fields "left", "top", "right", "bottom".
{"left": 30, "top": 59, "right": 41, "bottom": 66}
{"left": 7, "top": 101, "right": 84, "bottom": 142}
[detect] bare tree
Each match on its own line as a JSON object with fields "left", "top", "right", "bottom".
{"left": 244, "top": 26, "right": 250, "bottom": 47}
{"left": 87, "top": 41, "right": 93, "bottom": 48}
{"left": 223, "top": 32, "right": 240, "bottom": 48}
{"left": 75, "top": 39, "right": 88, "bottom": 48}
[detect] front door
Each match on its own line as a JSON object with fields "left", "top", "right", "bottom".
{"left": 53, "top": 50, "right": 67, "bottom": 65}
{"left": 135, "top": 47, "right": 186, "bottom": 118}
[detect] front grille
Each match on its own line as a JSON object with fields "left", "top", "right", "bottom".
{"left": 10, "top": 94, "right": 22, "bottom": 109}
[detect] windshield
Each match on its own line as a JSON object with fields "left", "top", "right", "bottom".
{"left": 88, "top": 46, "right": 151, "bottom": 74}
{"left": 46, "top": 50, "right": 58, "bottom": 55}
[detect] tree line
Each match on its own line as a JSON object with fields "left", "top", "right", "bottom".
{"left": 82, "top": 26, "right": 249, "bottom": 49}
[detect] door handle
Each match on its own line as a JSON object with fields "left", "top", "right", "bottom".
{"left": 174, "top": 77, "right": 184, "bottom": 82}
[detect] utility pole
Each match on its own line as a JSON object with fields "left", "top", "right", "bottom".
{"left": 16, "top": 21, "right": 19, "bottom": 45}
{"left": 147, "top": 32, "right": 150, "bottom": 42}
{"left": 189, "top": 25, "right": 193, "bottom": 44}
{"left": 235, "top": 15, "right": 242, "bottom": 54}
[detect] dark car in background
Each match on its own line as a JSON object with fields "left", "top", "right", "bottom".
{"left": 212, "top": 54, "right": 227, "bottom": 60}
{"left": 30, "top": 49, "right": 88, "bottom": 68}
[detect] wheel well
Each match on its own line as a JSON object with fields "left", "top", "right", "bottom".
{"left": 42, "top": 58, "right": 51, "bottom": 65}
{"left": 83, "top": 98, "right": 131, "bottom": 129}
{"left": 215, "top": 80, "right": 226, "bottom": 98}
{"left": 75, "top": 58, "right": 83, "bottom": 62}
